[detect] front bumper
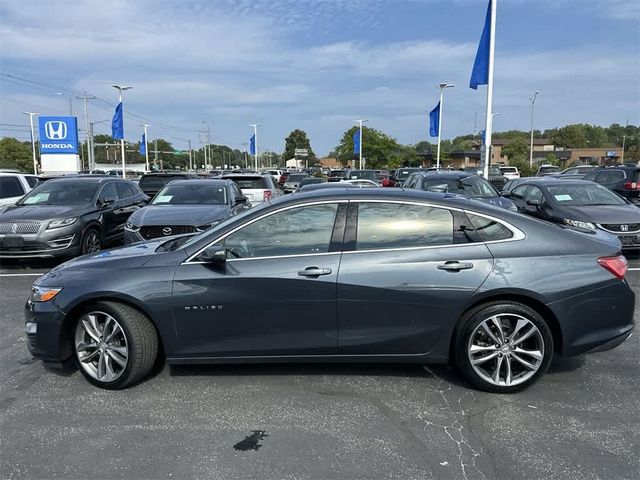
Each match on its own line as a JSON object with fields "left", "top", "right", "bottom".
{"left": 0, "top": 233, "right": 80, "bottom": 258}
{"left": 25, "top": 298, "right": 69, "bottom": 366}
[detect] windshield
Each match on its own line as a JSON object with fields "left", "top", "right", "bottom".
{"left": 547, "top": 183, "right": 626, "bottom": 206}
{"left": 422, "top": 176, "right": 498, "bottom": 198}
{"left": 539, "top": 166, "right": 560, "bottom": 173}
{"left": 139, "top": 175, "right": 188, "bottom": 191}
{"left": 151, "top": 184, "right": 227, "bottom": 205}
{"left": 348, "top": 170, "right": 377, "bottom": 181}
{"left": 397, "top": 169, "right": 419, "bottom": 180}
{"left": 329, "top": 170, "right": 345, "bottom": 178}
{"left": 18, "top": 181, "right": 98, "bottom": 205}
{"left": 488, "top": 167, "right": 503, "bottom": 176}
{"left": 501, "top": 167, "right": 517, "bottom": 173}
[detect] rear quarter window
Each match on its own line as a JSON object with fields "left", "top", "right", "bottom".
{"left": 467, "top": 213, "right": 514, "bottom": 242}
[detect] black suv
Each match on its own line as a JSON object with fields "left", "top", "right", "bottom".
{"left": 0, "top": 177, "right": 147, "bottom": 258}
{"left": 138, "top": 172, "right": 199, "bottom": 198}
{"left": 583, "top": 165, "right": 640, "bottom": 206}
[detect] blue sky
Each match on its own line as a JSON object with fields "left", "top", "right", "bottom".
{"left": 1, "top": 0, "right": 638, "bottom": 157}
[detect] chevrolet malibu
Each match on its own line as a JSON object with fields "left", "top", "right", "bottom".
{"left": 25, "top": 189, "right": 634, "bottom": 392}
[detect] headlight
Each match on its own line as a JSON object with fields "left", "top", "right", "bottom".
{"left": 47, "top": 217, "right": 78, "bottom": 230}
{"left": 196, "top": 220, "right": 221, "bottom": 232}
{"left": 125, "top": 222, "right": 140, "bottom": 232}
{"left": 563, "top": 219, "right": 596, "bottom": 231}
{"left": 29, "top": 286, "right": 63, "bottom": 302}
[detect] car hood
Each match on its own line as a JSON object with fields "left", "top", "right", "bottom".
{"left": 0, "top": 204, "right": 88, "bottom": 221}
{"left": 475, "top": 196, "right": 516, "bottom": 210}
{"left": 40, "top": 237, "right": 183, "bottom": 282}
{"left": 128, "top": 205, "right": 230, "bottom": 226}
{"left": 560, "top": 204, "right": 640, "bottom": 224}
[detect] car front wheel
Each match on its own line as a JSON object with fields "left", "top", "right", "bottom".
{"left": 454, "top": 302, "right": 554, "bottom": 393}
{"left": 73, "top": 301, "right": 159, "bottom": 389}
{"left": 81, "top": 227, "right": 102, "bottom": 255}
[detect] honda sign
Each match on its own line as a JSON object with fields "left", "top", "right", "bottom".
{"left": 38, "top": 116, "right": 79, "bottom": 154}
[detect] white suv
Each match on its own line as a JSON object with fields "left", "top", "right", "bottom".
{"left": 499, "top": 166, "right": 520, "bottom": 179}
{"left": 0, "top": 172, "right": 39, "bottom": 206}
{"left": 222, "top": 173, "right": 284, "bottom": 205}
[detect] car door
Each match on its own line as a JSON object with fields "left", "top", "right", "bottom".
{"left": 336, "top": 201, "right": 494, "bottom": 355}
{"left": 96, "top": 182, "right": 121, "bottom": 241}
{"left": 171, "top": 201, "right": 346, "bottom": 357}
{"left": 510, "top": 184, "right": 528, "bottom": 211}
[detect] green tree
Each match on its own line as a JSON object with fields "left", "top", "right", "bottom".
{"left": 501, "top": 137, "right": 529, "bottom": 161}
{"left": 547, "top": 124, "right": 588, "bottom": 148}
{"left": 0, "top": 137, "right": 34, "bottom": 172}
{"left": 283, "top": 129, "right": 315, "bottom": 162}
{"left": 334, "top": 126, "right": 407, "bottom": 169}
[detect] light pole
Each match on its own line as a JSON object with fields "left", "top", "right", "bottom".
{"left": 56, "top": 92, "right": 73, "bottom": 116}
{"left": 621, "top": 135, "right": 633, "bottom": 164}
{"left": 355, "top": 119, "right": 368, "bottom": 169}
{"left": 112, "top": 85, "right": 132, "bottom": 177}
{"left": 436, "top": 83, "right": 454, "bottom": 169}
{"left": 250, "top": 124, "right": 262, "bottom": 171}
{"left": 89, "top": 119, "right": 110, "bottom": 170}
{"left": 23, "top": 112, "right": 39, "bottom": 174}
{"left": 141, "top": 123, "right": 150, "bottom": 172}
{"left": 77, "top": 91, "right": 95, "bottom": 168}
{"left": 529, "top": 90, "right": 539, "bottom": 169}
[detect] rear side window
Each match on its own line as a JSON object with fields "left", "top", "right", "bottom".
{"left": 24, "top": 176, "right": 38, "bottom": 188}
{"left": 0, "top": 176, "right": 25, "bottom": 199}
{"left": 467, "top": 213, "right": 514, "bottom": 242}
{"left": 116, "top": 181, "right": 136, "bottom": 198}
{"left": 356, "top": 203, "right": 453, "bottom": 250}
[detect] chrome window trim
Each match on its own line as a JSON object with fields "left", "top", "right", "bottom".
{"left": 181, "top": 198, "right": 525, "bottom": 264}
{"left": 182, "top": 200, "right": 346, "bottom": 264}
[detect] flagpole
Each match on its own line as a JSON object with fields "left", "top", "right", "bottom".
{"left": 355, "top": 119, "right": 368, "bottom": 169}
{"left": 254, "top": 124, "right": 258, "bottom": 170}
{"left": 435, "top": 83, "right": 454, "bottom": 169}
{"left": 141, "top": 124, "right": 150, "bottom": 172}
{"left": 482, "top": 0, "right": 497, "bottom": 180}
{"left": 112, "top": 85, "right": 132, "bottom": 178}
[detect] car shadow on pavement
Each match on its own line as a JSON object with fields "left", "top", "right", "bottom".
{"left": 0, "top": 258, "right": 66, "bottom": 271}
{"left": 546, "top": 354, "right": 585, "bottom": 374}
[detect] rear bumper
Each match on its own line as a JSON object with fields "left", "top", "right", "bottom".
{"left": 549, "top": 280, "right": 636, "bottom": 357}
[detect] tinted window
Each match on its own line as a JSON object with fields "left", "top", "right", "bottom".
{"left": 467, "top": 214, "right": 514, "bottom": 242}
{"left": 524, "top": 186, "right": 546, "bottom": 205}
{"left": 511, "top": 185, "right": 527, "bottom": 200}
{"left": 356, "top": 203, "right": 453, "bottom": 250}
{"left": 139, "top": 175, "right": 188, "bottom": 191}
{"left": 596, "top": 171, "right": 625, "bottom": 183}
{"left": 0, "top": 177, "right": 25, "bottom": 199}
{"left": 547, "top": 183, "right": 626, "bottom": 206}
{"left": 152, "top": 184, "right": 227, "bottom": 205}
{"left": 99, "top": 183, "right": 118, "bottom": 201}
{"left": 224, "top": 176, "right": 267, "bottom": 189}
{"left": 116, "top": 181, "right": 135, "bottom": 199}
{"left": 348, "top": 170, "right": 377, "bottom": 181}
{"left": 421, "top": 175, "right": 498, "bottom": 198}
{"left": 223, "top": 204, "right": 338, "bottom": 258}
{"left": 19, "top": 181, "right": 98, "bottom": 205}
{"left": 24, "top": 176, "right": 38, "bottom": 188}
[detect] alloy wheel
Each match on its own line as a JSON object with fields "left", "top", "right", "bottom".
{"left": 467, "top": 313, "right": 545, "bottom": 387}
{"left": 74, "top": 311, "right": 129, "bottom": 383}
{"left": 84, "top": 231, "right": 101, "bottom": 253}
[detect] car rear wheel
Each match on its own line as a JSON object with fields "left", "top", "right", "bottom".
{"left": 81, "top": 227, "right": 102, "bottom": 255}
{"left": 454, "top": 302, "right": 553, "bottom": 393}
{"left": 73, "top": 301, "right": 158, "bottom": 389}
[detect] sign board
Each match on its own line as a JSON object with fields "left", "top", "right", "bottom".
{"left": 40, "top": 154, "right": 80, "bottom": 175}
{"left": 294, "top": 148, "right": 308, "bottom": 157}
{"left": 38, "top": 116, "right": 79, "bottom": 154}
{"left": 606, "top": 150, "right": 616, "bottom": 157}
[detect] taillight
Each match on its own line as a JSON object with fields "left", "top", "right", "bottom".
{"left": 597, "top": 255, "right": 628, "bottom": 280}
{"left": 263, "top": 190, "right": 272, "bottom": 201}
{"left": 623, "top": 181, "right": 639, "bottom": 190}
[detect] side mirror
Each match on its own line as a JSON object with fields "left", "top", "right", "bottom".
{"left": 501, "top": 191, "right": 512, "bottom": 198}
{"left": 99, "top": 195, "right": 116, "bottom": 207}
{"left": 195, "top": 245, "right": 227, "bottom": 265}
{"left": 526, "top": 199, "right": 541, "bottom": 207}
{"left": 235, "top": 196, "right": 247, "bottom": 205}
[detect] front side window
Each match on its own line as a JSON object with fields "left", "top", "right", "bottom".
{"left": 116, "top": 181, "right": 135, "bottom": 199}
{"left": 223, "top": 203, "right": 339, "bottom": 258}
{"left": 511, "top": 185, "right": 528, "bottom": 200}
{"left": 421, "top": 176, "right": 498, "bottom": 198}
{"left": 524, "top": 186, "right": 546, "bottom": 205}
{"left": 356, "top": 202, "right": 453, "bottom": 250}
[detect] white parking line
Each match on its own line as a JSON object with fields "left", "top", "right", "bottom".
{"left": 629, "top": 268, "right": 640, "bottom": 271}
{"left": 0, "top": 273, "right": 45, "bottom": 277}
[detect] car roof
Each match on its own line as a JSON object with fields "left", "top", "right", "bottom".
{"left": 516, "top": 178, "right": 597, "bottom": 187}
{"left": 140, "top": 172, "right": 196, "bottom": 177}
{"left": 37, "top": 176, "right": 123, "bottom": 184}
{"left": 414, "top": 171, "right": 474, "bottom": 179}
{"left": 163, "top": 179, "right": 231, "bottom": 186}
{"left": 222, "top": 173, "right": 267, "bottom": 178}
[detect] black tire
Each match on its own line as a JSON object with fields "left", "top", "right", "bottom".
{"left": 454, "top": 301, "right": 554, "bottom": 393}
{"left": 74, "top": 301, "right": 159, "bottom": 389}
{"left": 80, "top": 227, "right": 102, "bottom": 255}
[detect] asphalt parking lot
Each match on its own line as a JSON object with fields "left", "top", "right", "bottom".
{"left": 1, "top": 256, "right": 639, "bottom": 480}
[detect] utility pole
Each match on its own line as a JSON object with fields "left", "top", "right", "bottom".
{"left": 529, "top": 90, "right": 540, "bottom": 169}
{"left": 23, "top": 112, "right": 39, "bottom": 175}
{"left": 188, "top": 140, "right": 193, "bottom": 171}
{"left": 77, "top": 91, "right": 95, "bottom": 169}
{"left": 154, "top": 139, "right": 158, "bottom": 169}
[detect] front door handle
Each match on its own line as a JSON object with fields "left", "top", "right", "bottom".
{"left": 298, "top": 267, "right": 332, "bottom": 278}
{"left": 437, "top": 261, "right": 474, "bottom": 272}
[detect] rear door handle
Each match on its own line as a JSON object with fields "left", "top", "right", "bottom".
{"left": 437, "top": 261, "right": 474, "bottom": 272}
{"left": 298, "top": 267, "right": 332, "bottom": 277}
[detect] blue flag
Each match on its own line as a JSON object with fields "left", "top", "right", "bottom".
{"left": 249, "top": 134, "right": 256, "bottom": 155}
{"left": 429, "top": 101, "right": 440, "bottom": 137}
{"left": 481, "top": 129, "right": 486, "bottom": 144}
{"left": 139, "top": 133, "right": 146, "bottom": 155}
{"left": 469, "top": 0, "right": 492, "bottom": 90}
{"left": 353, "top": 130, "right": 360, "bottom": 154}
{"left": 111, "top": 102, "right": 124, "bottom": 139}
